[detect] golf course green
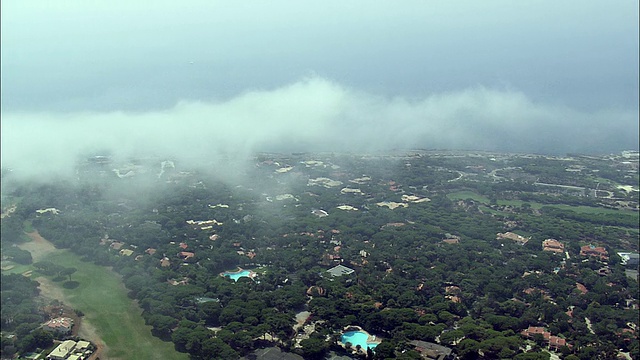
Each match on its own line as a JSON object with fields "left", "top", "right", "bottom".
{"left": 20, "top": 233, "right": 188, "bottom": 360}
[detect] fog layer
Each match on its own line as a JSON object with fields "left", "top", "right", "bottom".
{"left": 2, "top": 77, "right": 637, "bottom": 179}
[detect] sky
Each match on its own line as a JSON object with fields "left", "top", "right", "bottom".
{"left": 1, "top": 1, "right": 639, "bottom": 177}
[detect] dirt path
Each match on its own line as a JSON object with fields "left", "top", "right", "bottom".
{"left": 19, "top": 231, "right": 108, "bottom": 360}
{"left": 21, "top": 231, "right": 57, "bottom": 262}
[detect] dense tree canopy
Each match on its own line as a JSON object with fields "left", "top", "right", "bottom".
{"left": 1, "top": 151, "right": 638, "bottom": 359}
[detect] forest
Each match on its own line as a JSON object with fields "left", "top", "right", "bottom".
{"left": 1, "top": 150, "right": 638, "bottom": 360}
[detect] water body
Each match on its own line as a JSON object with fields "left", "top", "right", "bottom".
{"left": 223, "top": 269, "right": 252, "bottom": 281}
{"left": 341, "top": 331, "right": 378, "bottom": 350}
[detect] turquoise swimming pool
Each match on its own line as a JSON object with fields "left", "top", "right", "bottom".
{"left": 223, "top": 269, "right": 251, "bottom": 281}
{"left": 341, "top": 331, "right": 378, "bottom": 350}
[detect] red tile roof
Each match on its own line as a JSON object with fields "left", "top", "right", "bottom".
{"left": 521, "top": 326, "right": 551, "bottom": 340}
{"left": 549, "top": 335, "right": 567, "bottom": 349}
{"left": 179, "top": 252, "right": 195, "bottom": 260}
{"left": 542, "top": 239, "right": 565, "bottom": 253}
{"left": 576, "top": 283, "right": 588, "bottom": 294}
{"left": 580, "top": 245, "right": 608, "bottom": 259}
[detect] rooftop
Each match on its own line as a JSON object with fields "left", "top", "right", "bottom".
{"left": 496, "top": 232, "right": 530, "bottom": 244}
{"left": 49, "top": 340, "right": 76, "bottom": 359}
{"left": 542, "top": 239, "right": 564, "bottom": 253}
{"left": 580, "top": 245, "right": 608, "bottom": 259}
{"left": 327, "top": 264, "right": 355, "bottom": 277}
{"left": 251, "top": 346, "right": 304, "bottom": 360}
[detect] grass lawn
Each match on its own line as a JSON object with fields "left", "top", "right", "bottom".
{"left": 0, "top": 261, "right": 33, "bottom": 275}
{"left": 42, "top": 250, "right": 188, "bottom": 360}
{"left": 446, "top": 191, "right": 490, "bottom": 203}
{"left": 23, "top": 220, "right": 34, "bottom": 233}
{"left": 478, "top": 205, "right": 501, "bottom": 215}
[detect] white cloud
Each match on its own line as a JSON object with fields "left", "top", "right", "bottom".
{"left": 1, "top": 77, "right": 637, "bottom": 180}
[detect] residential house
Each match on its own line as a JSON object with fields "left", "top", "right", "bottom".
{"left": 549, "top": 336, "right": 567, "bottom": 351}
{"left": 521, "top": 326, "right": 551, "bottom": 341}
{"left": 321, "top": 253, "right": 341, "bottom": 266}
{"left": 617, "top": 252, "right": 639, "bottom": 267}
{"left": 542, "top": 239, "right": 565, "bottom": 253}
{"left": 446, "top": 295, "right": 461, "bottom": 303}
{"left": 119, "top": 249, "right": 134, "bottom": 256}
{"left": 408, "top": 340, "right": 453, "bottom": 360}
{"left": 576, "top": 283, "right": 588, "bottom": 294}
{"left": 42, "top": 317, "right": 73, "bottom": 335}
{"left": 327, "top": 264, "right": 355, "bottom": 277}
{"left": 496, "top": 232, "right": 530, "bottom": 245}
{"left": 521, "top": 326, "right": 571, "bottom": 351}
{"left": 580, "top": 245, "right": 608, "bottom": 260}
{"left": 48, "top": 340, "right": 76, "bottom": 360}
{"left": 178, "top": 252, "right": 195, "bottom": 261}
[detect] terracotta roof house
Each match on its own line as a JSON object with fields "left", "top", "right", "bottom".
{"left": 549, "top": 336, "right": 567, "bottom": 350}
{"left": 542, "top": 239, "right": 565, "bottom": 253}
{"left": 576, "top": 283, "right": 588, "bottom": 294}
{"left": 521, "top": 327, "right": 572, "bottom": 350}
{"left": 580, "top": 245, "right": 608, "bottom": 260}
{"left": 521, "top": 326, "right": 551, "bottom": 341}
{"left": 179, "top": 252, "right": 195, "bottom": 260}
{"left": 251, "top": 346, "right": 303, "bottom": 360}
{"left": 42, "top": 317, "right": 73, "bottom": 335}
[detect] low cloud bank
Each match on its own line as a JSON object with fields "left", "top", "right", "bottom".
{"left": 1, "top": 77, "right": 637, "bottom": 180}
